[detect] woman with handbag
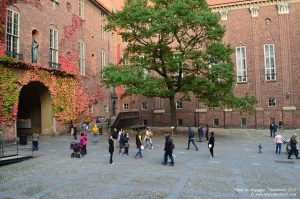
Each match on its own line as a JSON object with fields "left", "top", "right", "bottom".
{"left": 208, "top": 132, "right": 215, "bottom": 158}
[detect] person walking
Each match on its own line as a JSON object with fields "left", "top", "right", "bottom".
{"left": 205, "top": 124, "right": 209, "bottom": 141}
{"left": 288, "top": 134, "right": 299, "bottom": 159}
{"left": 124, "top": 132, "right": 130, "bottom": 155}
{"left": 80, "top": 132, "right": 88, "bottom": 156}
{"left": 274, "top": 133, "right": 284, "bottom": 154}
{"left": 186, "top": 127, "right": 198, "bottom": 151}
{"left": 32, "top": 131, "right": 39, "bottom": 151}
{"left": 92, "top": 124, "right": 99, "bottom": 143}
{"left": 119, "top": 130, "right": 126, "bottom": 154}
{"left": 135, "top": 131, "right": 143, "bottom": 159}
{"left": 144, "top": 128, "right": 153, "bottom": 150}
{"left": 198, "top": 126, "right": 204, "bottom": 142}
{"left": 269, "top": 121, "right": 274, "bottom": 138}
{"left": 273, "top": 122, "right": 278, "bottom": 138}
{"left": 69, "top": 121, "right": 74, "bottom": 136}
{"left": 108, "top": 135, "right": 114, "bottom": 164}
{"left": 208, "top": 132, "right": 215, "bottom": 158}
{"left": 162, "top": 134, "right": 175, "bottom": 166}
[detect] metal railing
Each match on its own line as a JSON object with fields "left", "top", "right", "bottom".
{"left": 5, "top": 51, "right": 24, "bottom": 60}
{"left": 0, "top": 138, "right": 33, "bottom": 159}
{"left": 49, "top": 62, "right": 61, "bottom": 69}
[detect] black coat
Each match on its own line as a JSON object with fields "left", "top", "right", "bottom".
{"left": 109, "top": 138, "right": 114, "bottom": 153}
{"left": 164, "top": 138, "right": 174, "bottom": 153}
{"left": 208, "top": 136, "right": 215, "bottom": 148}
{"left": 136, "top": 133, "right": 142, "bottom": 147}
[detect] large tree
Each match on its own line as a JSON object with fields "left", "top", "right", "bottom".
{"left": 103, "top": 0, "right": 256, "bottom": 128}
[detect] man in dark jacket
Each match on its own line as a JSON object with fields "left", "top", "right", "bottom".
{"left": 187, "top": 127, "right": 198, "bottom": 151}
{"left": 288, "top": 134, "right": 299, "bottom": 159}
{"left": 162, "top": 134, "right": 174, "bottom": 166}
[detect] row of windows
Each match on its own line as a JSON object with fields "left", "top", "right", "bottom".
{"left": 142, "top": 118, "right": 250, "bottom": 128}
{"left": 236, "top": 44, "right": 276, "bottom": 82}
{"left": 6, "top": 8, "right": 107, "bottom": 75}
{"left": 123, "top": 98, "right": 278, "bottom": 111}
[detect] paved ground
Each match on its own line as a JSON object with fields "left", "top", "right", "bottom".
{"left": 0, "top": 128, "right": 299, "bottom": 199}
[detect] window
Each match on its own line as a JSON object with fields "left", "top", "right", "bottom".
{"left": 241, "top": 118, "right": 247, "bottom": 128}
{"left": 122, "top": 56, "right": 129, "bottom": 65}
{"left": 79, "top": 0, "right": 84, "bottom": 19}
{"left": 100, "top": 51, "right": 105, "bottom": 77}
{"left": 104, "top": 105, "right": 108, "bottom": 113}
{"left": 6, "top": 9, "right": 21, "bottom": 59}
{"left": 101, "top": 11, "right": 106, "bottom": 20}
{"left": 264, "top": 44, "right": 276, "bottom": 80}
{"left": 176, "top": 101, "right": 183, "bottom": 109}
{"left": 139, "top": 55, "right": 148, "bottom": 76}
{"left": 268, "top": 98, "right": 276, "bottom": 107}
{"left": 89, "top": 105, "right": 94, "bottom": 114}
{"left": 100, "top": 25, "right": 105, "bottom": 39}
{"left": 177, "top": 119, "right": 183, "bottom": 126}
{"left": 51, "top": 0, "right": 59, "bottom": 3}
{"left": 143, "top": 120, "right": 148, "bottom": 126}
{"left": 123, "top": 103, "right": 129, "bottom": 110}
{"left": 236, "top": 46, "right": 247, "bottom": 82}
{"left": 141, "top": 102, "right": 148, "bottom": 110}
{"left": 79, "top": 42, "right": 85, "bottom": 75}
{"left": 270, "top": 117, "right": 275, "bottom": 123}
{"left": 50, "top": 28, "right": 59, "bottom": 68}
{"left": 213, "top": 118, "right": 219, "bottom": 127}
{"left": 173, "top": 53, "right": 184, "bottom": 78}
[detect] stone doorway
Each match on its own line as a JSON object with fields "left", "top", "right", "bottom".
{"left": 17, "top": 82, "right": 52, "bottom": 136}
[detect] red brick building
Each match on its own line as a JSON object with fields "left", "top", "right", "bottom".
{"left": 117, "top": 0, "right": 300, "bottom": 129}
{"left": 0, "top": 0, "right": 124, "bottom": 138}
{"left": 1, "top": 0, "right": 300, "bottom": 139}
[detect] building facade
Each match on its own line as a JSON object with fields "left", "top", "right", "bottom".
{"left": 0, "top": 0, "right": 124, "bottom": 138}
{"left": 119, "top": 0, "right": 300, "bottom": 129}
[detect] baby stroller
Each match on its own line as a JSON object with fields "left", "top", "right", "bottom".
{"left": 70, "top": 142, "right": 82, "bottom": 158}
{"left": 283, "top": 139, "right": 290, "bottom": 155}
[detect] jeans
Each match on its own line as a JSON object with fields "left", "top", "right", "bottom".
{"left": 275, "top": 143, "right": 282, "bottom": 154}
{"left": 187, "top": 138, "right": 198, "bottom": 150}
{"left": 198, "top": 133, "right": 203, "bottom": 142}
{"left": 164, "top": 151, "right": 174, "bottom": 165}
{"left": 135, "top": 146, "right": 142, "bottom": 158}
{"left": 119, "top": 143, "right": 125, "bottom": 154}
{"left": 32, "top": 141, "right": 38, "bottom": 151}
{"left": 145, "top": 139, "right": 153, "bottom": 149}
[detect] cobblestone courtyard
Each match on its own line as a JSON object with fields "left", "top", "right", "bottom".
{"left": 0, "top": 129, "right": 299, "bottom": 199}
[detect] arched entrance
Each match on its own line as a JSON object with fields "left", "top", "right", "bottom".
{"left": 17, "top": 82, "right": 52, "bottom": 136}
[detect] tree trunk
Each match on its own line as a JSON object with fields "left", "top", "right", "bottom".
{"left": 169, "top": 97, "right": 177, "bottom": 131}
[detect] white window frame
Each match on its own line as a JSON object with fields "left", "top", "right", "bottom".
{"left": 6, "top": 9, "right": 20, "bottom": 57}
{"left": 141, "top": 102, "right": 148, "bottom": 110}
{"left": 123, "top": 103, "right": 129, "bottom": 110}
{"left": 101, "top": 25, "right": 105, "bottom": 39}
{"left": 268, "top": 98, "right": 276, "bottom": 107}
{"left": 50, "top": 28, "right": 59, "bottom": 65}
{"left": 173, "top": 53, "right": 184, "bottom": 78}
{"left": 176, "top": 101, "right": 183, "bottom": 109}
{"left": 264, "top": 44, "right": 276, "bottom": 81}
{"left": 79, "top": 42, "right": 85, "bottom": 75}
{"left": 236, "top": 46, "right": 247, "bottom": 82}
{"left": 79, "top": 0, "right": 84, "bottom": 19}
{"left": 101, "top": 51, "right": 105, "bottom": 77}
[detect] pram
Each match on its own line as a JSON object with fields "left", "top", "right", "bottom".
{"left": 70, "top": 142, "right": 82, "bottom": 158}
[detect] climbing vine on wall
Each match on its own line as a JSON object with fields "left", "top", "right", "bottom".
{"left": 0, "top": 55, "right": 90, "bottom": 125}
{"left": 0, "top": 66, "right": 20, "bottom": 125}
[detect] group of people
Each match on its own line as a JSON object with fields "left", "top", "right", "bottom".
{"left": 273, "top": 131, "right": 299, "bottom": 159}
{"left": 187, "top": 126, "right": 215, "bottom": 158}
{"left": 108, "top": 127, "right": 154, "bottom": 164}
{"left": 269, "top": 121, "right": 284, "bottom": 138}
